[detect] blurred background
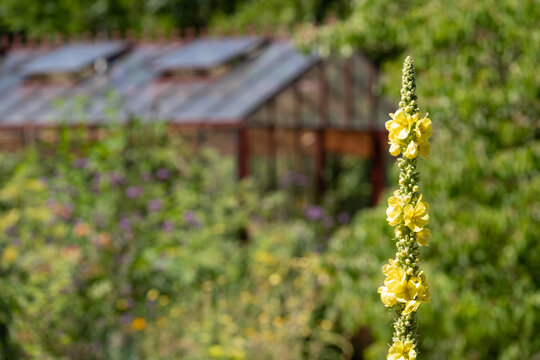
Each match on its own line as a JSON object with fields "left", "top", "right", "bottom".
{"left": 0, "top": 0, "right": 538, "bottom": 359}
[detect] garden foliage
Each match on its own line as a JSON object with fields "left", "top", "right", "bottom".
{"left": 294, "top": 1, "right": 540, "bottom": 359}
{"left": 0, "top": 123, "right": 368, "bottom": 359}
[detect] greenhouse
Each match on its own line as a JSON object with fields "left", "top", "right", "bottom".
{"left": 0, "top": 35, "right": 392, "bottom": 204}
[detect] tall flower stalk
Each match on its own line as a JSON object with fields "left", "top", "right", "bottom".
{"left": 378, "top": 56, "right": 432, "bottom": 360}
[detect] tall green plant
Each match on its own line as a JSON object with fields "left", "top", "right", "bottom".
{"left": 378, "top": 57, "right": 432, "bottom": 360}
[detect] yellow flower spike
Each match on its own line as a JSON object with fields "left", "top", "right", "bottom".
{"left": 416, "top": 228, "right": 431, "bottom": 246}
{"left": 387, "top": 340, "right": 417, "bottom": 360}
{"left": 381, "top": 56, "right": 433, "bottom": 353}
{"left": 403, "top": 195, "right": 429, "bottom": 232}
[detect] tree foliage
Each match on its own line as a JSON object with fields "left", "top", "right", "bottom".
{"left": 296, "top": 0, "right": 540, "bottom": 358}
{"left": 0, "top": 0, "right": 247, "bottom": 37}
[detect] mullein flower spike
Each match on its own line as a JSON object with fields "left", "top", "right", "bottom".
{"left": 378, "top": 56, "right": 432, "bottom": 360}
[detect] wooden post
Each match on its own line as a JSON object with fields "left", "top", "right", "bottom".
{"left": 237, "top": 125, "right": 249, "bottom": 180}
{"left": 315, "top": 63, "right": 328, "bottom": 198}
{"left": 267, "top": 101, "right": 277, "bottom": 188}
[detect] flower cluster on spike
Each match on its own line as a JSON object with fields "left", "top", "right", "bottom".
{"left": 378, "top": 56, "right": 432, "bottom": 360}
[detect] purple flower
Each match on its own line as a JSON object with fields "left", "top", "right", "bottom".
{"left": 183, "top": 211, "right": 201, "bottom": 228}
{"left": 109, "top": 172, "right": 126, "bottom": 186}
{"left": 119, "top": 217, "right": 131, "bottom": 231}
{"left": 73, "top": 158, "right": 88, "bottom": 169}
{"left": 156, "top": 168, "right": 170, "bottom": 180}
{"left": 91, "top": 173, "right": 101, "bottom": 193}
{"left": 338, "top": 211, "right": 351, "bottom": 225}
{"left": 121, "top": 313, "right": 133, "bottom": 324}
{"left": 162, "top": 220, "right": 174, "bottom": 232}
{"left": 141, "top": 171, "right": 152, "bottom": 182}
{"left": 126, "top": 186, "right": 143, "bottom": 198}
{"left": 295, "top": 174, "right": 308, "bottom": 187}
{"left": 147, "top": 199, "right": 162, "bottom": 212}
{"left": 305, "top": 205, "right": 325, "bottom": 221}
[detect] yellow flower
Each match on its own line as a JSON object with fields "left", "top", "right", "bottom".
{"left": 416, "top": 115, "right": 432, "bottom": 140}
{"left": 386, "top": 109, "right": 413, "bottom": 141}
{"left": 378, "top": 286, "right": 397, "bottom": 307}
{"left": 1, "top": 246, "right": 18, "bottom": 265}
{"left": 208, "top": 345, "right": 224, "bottom": 358}
{"left": 386, "top": 192, "right": 404, "bottom": 226}
{"left": 402, "top": 272, "right": 430, "bottom": 314}
{"left": 378, "top": 259, "right": 407, "bottom": 307}
{"left": 416, "top": 228, "right": 431, "bottom": 246}
{"left": 403, "top": 195, "right": 429, "bottom": 232}
{"left": 415, "top": 115, "right": 432, "bottom": 158}
{"left": 131, "top": 317, "right": 146, "bottom": 331}
{"left": 387, "top": 340, "right": 416, "bottom": 360}
{"left": 389, "top": 142, "right": 402, "bottom": 156}
{"left": 403, "top": 141, "right": 418, "bottom": 159}
{"left": 386, "top": 109, "right": 414, "bottom": 157}
{"left": 146, "top": 289, "right": 159, "bottom": 302}
{"left": 268, "top": 273, "right": 282, "bottom": 286}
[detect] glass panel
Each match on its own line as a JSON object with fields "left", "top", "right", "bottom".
{"left": 153, "top": 37, "right": 263, "bottom": 72}
{"left": 326, "top": 58, "right": 345, "bottom": 127}
{"left": 353, "top": 53, "right": 373, "bottom": 127}
{"left": 297, "top": 67, "right": 319, "bottom": 128}
{"left": 23, "top": 42, "right": 128, "bottom": 76}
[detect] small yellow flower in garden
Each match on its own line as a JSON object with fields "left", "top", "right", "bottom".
{"left": 403, "top": 141, "right": 418, "bottom": 159}
{"left": 300, "top": 326, "right": 311, "bottom": 337}
{"left": 403, "top": 195, "right": 429, "bottom": 232}
{"left": 229, "top": 348, "right": 245, "bottom": 359}
{"left": 146, "top": 289, "right": 159, "bottom": 302}
{"left": 319, "top": 319, "right": 333, "bottom": 331}
{"left": 156, "top": 317, "right": 167, "bottom": 328}
{"left": 386, "top": 192, "right": 404, "bottom": 226}
{"left": 25, "top": 178, "right": 45, "bottom": 191}
{"left": 402, "top": 272, "right": 430, "bottom": 314}
{"left": 208, "top": 345, "right": 224, "bottom": 358}
{"left": 170, "top": 306, "right": 183, "bottom": 318}
{"left": 416, "top": 115, "right": 432, "bottom": 140}
{"left": 378, "top": 259, "right": 408, "bottom": 307}
{"left": 1, "top": 246, "right": 18, "bottom": 265}
{"left": 116, "top": 298, "right": 129, "bottom": 311}
{"left": 132, "top": 317, "right": 146, "bottom": 331}
{"left": 158, "top": 295, "right": 170, "bottom": 306}
{"left": 378, "top": 286, "right": 397, "bottom": 307}
{"left": 387, "top": 340, "right": 417, "bottom": 360}
{"left": 0, "top": 210, "right": 20, "bottom": 232}
{"left": 244, "top": 327, "right": 256, "bottom": 338}
{"left": 258, "top": 313, "right": 270, "bottom": 325}
{"left": 272, "top": 316, "right": 284, "bottom": 327}
{"left": 416, "top": 228, "right": 431, "bottom": 246}
{"left": 386, "top": 109, "right": 413, "bottom": 142}
{"left": 389, "top": 142, "right": 402, "bottom": 157}
{"left": 268, "top": 273, "right": 282, "bottom": 286}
